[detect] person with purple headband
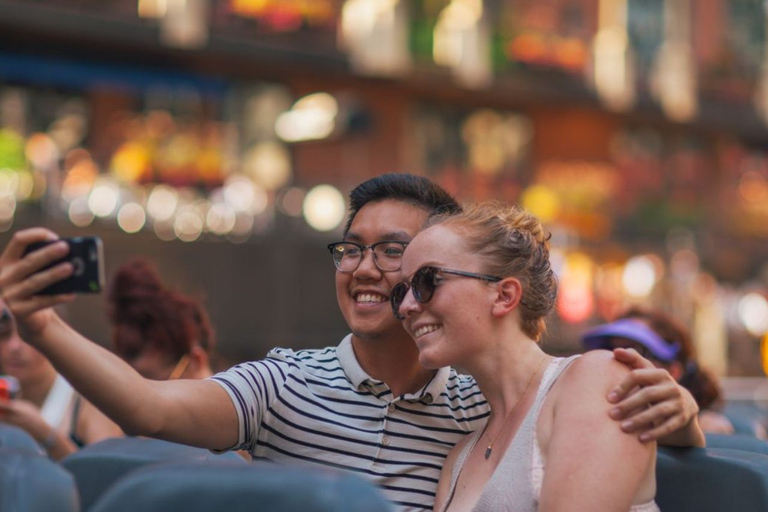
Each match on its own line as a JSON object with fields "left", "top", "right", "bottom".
{"left": 582, "top": 306, "right": 741, "bottom": 436}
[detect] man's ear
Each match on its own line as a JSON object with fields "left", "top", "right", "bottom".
{"left": 491, "top": 277, "right": 523, "bottom": 317}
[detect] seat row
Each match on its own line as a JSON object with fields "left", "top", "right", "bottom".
{"left": 3, "top": 424, "right": 768, "bottom": 512}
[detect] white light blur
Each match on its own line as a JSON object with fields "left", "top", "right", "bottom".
{"left": 153, "top": 220, "right": 176, "bottom": 242}
{"left": 592, "top": 0, "right": 635, "bottom": 112}
{"left": 88, "top": 179, "right": 120, "bottom": 217}
{"left": 223, "top": 175, "right": 268, "bottom": 214}
{"left": 230, "top": 211, "right": 255, "bottom": 237}
{"left": 0, "top": 195, "right": 16, "bottom": 224}
{"left": 303, "top": 184, "right": 346, "bottom": 232}
{"left": 622, "top": 255, "right": 658, "bottom": 297}
{"left": 15, "top": 171, "right": 35, "bottom": 201}
{"left": 340, "top": 0, "right": 411, "bottom": 77}
{"left": 433, "top": 0, "right": 491, "bottom": 89}
{"left": 275, "top": 93, "right": 339, "bottom": 143}
{"left": 0, "top": 172, "right": 18, "bottom": 196}
{"left": 117, "top": 202, "right": 147, "bottom": 234}
{"left": 206, "top": 203, "right": 236, "bottom": 235}
{"left": 738, "top": 293, "right": 768, "bottom": 337}
{"left": 173, "top": 205, "right": 204, "bottom": 242}
{"left": 68, "top": 197, "right": 95, "bottom": 227}
{"left": 147, "top": 185, "right": 179, "bottom": 221}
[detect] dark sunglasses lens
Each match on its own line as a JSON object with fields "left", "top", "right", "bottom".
{"left": 412, "top": 267, "right": 437, "bottom": 304}
{"left": 391, "top": 283, "right": 409, "bottom": 318}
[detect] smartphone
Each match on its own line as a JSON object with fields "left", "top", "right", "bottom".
{"left": 0, "top": 375, "right": 20, "bottom": 400}
{"left": 23, "top": 237, "right": 105, "bottom": 295}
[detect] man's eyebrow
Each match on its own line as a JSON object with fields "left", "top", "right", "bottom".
{"left": 345, "top": 231, "right": 413, "bottom": 243}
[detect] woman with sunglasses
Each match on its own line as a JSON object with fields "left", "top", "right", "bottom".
{"left": 107, "top": 259, "right": 216, "bottom": 382}
{"left": 392, "top": 202, "right": 668, "bottom": 512}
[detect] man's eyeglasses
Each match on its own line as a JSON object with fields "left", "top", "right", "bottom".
{"left": 391, "top": 266, "right": 502, "bottom": 320}
{"left": 327, "top": 241, "right": 409, "bottom": 273}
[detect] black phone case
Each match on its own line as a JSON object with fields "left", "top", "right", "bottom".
{"left": 23, "top": 237, "right": 104, "bottom": 295}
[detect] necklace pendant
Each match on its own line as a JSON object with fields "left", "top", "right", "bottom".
{"left": 484, "top": 446, "right": 492, "bottom": 460}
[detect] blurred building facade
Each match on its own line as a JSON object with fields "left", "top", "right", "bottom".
{"left": 0, "top": 0, "right": 766, "bottom": 376}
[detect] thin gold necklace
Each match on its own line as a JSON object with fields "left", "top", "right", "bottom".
{"left": 483, "top": 354, "right": 549, "bottom": 460}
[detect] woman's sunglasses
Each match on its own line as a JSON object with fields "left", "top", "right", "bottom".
{"left": 391, "top": 266, "right": 502, "bottom": 320}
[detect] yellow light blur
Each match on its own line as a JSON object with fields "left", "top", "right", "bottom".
{"left": 138, "top": 0, "right": 167, "bottom": 18}
{"left": 243, "top": 141, "right": 292, "bottom": 190}
{"left": 303, "top": 184, "right": 346, "bottom": 232}
{"left": 25, "top": 133, "right": 59, "bottom": 170}
{"left": 739, "top": 171, "right": 767, "bottom": 203}
{"left": 62, "top": 159, "right": 98, "bottom": 201}
{"left": 117, "top": 203, "right": 147, "bottom": 234}
{"left": 521, "top": 185, "right": 560, "bottom": 224}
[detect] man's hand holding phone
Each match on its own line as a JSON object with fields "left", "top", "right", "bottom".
{"left": 0, "top": 229, "right": 85, "bottom": 336}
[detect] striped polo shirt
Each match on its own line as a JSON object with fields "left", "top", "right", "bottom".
{"left": 210, "top": 334, "right": 490, "bottom": 511}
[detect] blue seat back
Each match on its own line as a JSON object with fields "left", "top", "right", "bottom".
{"left": 89, "top": 461, "right": 393, "bottom": 512}
{"left": 61, "top": 436, "right": 245, "bottom": 511}
{"left": 0, "top": 424, "right": 44, "bottom": 456}
{"left": 706, "top": 434, "right": 768, "bottom": 455}
{"left": 656, "top": 447, "right": 768, "bottom": 512}
{"left": 0, "top": 449, "right": 79, "bottom": 512}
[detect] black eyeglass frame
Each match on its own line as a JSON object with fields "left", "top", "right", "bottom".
{"left": 327, "top": 240, "right": 409, "bottom": 273}
{"left": 391, "top": 265, "right": 502, "bottom": 320}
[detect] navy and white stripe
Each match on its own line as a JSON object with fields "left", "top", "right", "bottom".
{"left": 211, "top": 334, "right": 490, "bottom": 511}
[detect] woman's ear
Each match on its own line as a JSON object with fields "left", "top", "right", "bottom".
{"left": 187, "top": 345, "right": 212, "bottom": 379}
{"left": 491, "top": 277, "right": 523, "bottom": 317}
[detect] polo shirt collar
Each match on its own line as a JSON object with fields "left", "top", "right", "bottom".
{"left": 337, "top": 333, "right": 451, "bottom": 402}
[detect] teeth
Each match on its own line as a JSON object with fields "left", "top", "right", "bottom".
{"left": 414, "top": 325, "right": 439, "bottom": 338}
{"left": 356, "top": 293, "right": 386, "bottom": 304}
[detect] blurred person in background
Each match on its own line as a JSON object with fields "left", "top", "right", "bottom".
{"left": 582, "top": 306, "right": 760, "bottom": 437}
{"left": 0, "top": 304, "right": 122, "bottom": 460}
{"left": 107, "top": 258, "right": 216, "bottom": 381}
{"left": 0, "top": 174, "right": 703, "bottom": 511}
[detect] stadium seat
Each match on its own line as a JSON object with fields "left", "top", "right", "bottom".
{"left": 89, "top": 460, "right": 393, "bottom": 512}
{"left": 0, "top": 423, "right": 44, "bottom": 455}
{"left": 705, "top": 433, "right": 768, "bottom": 455}
{"left": 656, "top": 446, "right": 768, "bottom": 512}
{"left": 61, "top": 436, "right": 246, "bottom": 511}
{"left": 722, "top": 402, "right": 768, "bottom": 437}
{"left": 0, "top": 449, "right": 79, "bottom": 512}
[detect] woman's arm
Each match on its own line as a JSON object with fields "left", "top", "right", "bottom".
{"left": 432, "top": 436, "right": 467, "bottom": 512}
{"left": 538, "top": 351, "right": 657, "bottom": 512}
{"left": 75, "top": 397, "right": 124, "bottom": 445}
{"left": 609, "top": 348, "right": 705, "bottom": 447}
{"left": 0, "top": 229, "right": 240, "bottom": 451}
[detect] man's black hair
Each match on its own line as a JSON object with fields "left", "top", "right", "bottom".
{"left": 344, "top": 173, "right": 461, "bottom": 235}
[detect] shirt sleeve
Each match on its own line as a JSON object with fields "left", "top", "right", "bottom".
{"left": 208, "top": 350, "right": 294, "bottom": 453}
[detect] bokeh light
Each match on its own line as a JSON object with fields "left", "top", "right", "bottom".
{"left": 303, "top": 184, "right": 346, "bottom": 232}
